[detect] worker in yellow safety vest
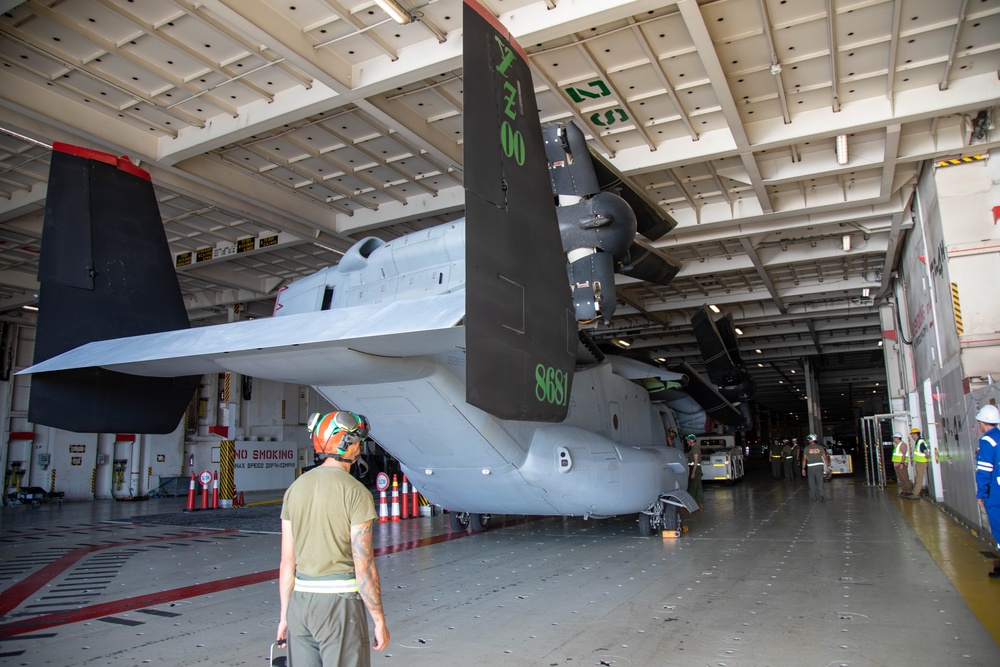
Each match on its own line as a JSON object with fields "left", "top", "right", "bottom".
{"left": 910, "top": 429, "right": 930, "bottom": 498}
{"left": 891, "top": 432, "right": 912, "bottom": 496}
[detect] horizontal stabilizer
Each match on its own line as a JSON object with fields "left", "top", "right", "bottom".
{"left": 21, "top": 293, "right": 466, "bottom": 386}
{"left": 670, "top": 361, "right": 745, "bottom": 427}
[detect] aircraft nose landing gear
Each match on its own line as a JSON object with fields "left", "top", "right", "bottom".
{"left": 449, "top": 511, "right": 492, "bottom": 532}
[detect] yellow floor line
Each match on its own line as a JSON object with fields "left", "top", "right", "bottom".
{"left": 895, "top": 495, "right": 1000, "bottom": 647}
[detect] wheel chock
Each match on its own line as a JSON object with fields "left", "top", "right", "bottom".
{"left": 661, "top": 525, "right": 689, "bottom": 539}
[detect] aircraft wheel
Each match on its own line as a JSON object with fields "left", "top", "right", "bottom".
{"left": 662, "top": 504, "right": 678, "bottom": 531}
{"left": 469, "top": 514, "right": 491, "bottom": 532}
{"left": 449, "top": 511, "right": 469, "bottom": 532}
{"left": 638, "top": 512, "right": 653, "bottom": 537}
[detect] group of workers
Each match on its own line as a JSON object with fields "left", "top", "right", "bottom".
{"left": 765, "top": 435, "right": 830, "bottom": 500}
{"left": 890, "top": 429, "right": 931, "bottom": 498}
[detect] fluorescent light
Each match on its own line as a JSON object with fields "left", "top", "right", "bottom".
{"left": 612, "top": 339, "right": 630, "bottom": 348}
{"left": 734, "top": 327, "right": 743, "bottom": 335}
{"left": 862, "top": 287, "right": 870, "bottom": 297}
{"left": 757, "top": 363, "right": 764, "bottom": 367}
{"left": 755, "top": 349, "right": 762, "bottom": 354}
{"left": 373, "top": 0, "right": 413, "bottom": 25}
{"left": 22, "top": 305, "right": 38, "bottom": 311}
{"left": 842, "top": 234, "right": 851, "bottom": 251}
{"left": 708, "top": 304, "right": 720, "bottom": 313}
{"left": 836, "top": 134, "right": 848, "bottom": 164}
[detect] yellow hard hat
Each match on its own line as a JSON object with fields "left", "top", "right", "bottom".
{"left": 910, "top": 428, "right": 920, "bottom": 434}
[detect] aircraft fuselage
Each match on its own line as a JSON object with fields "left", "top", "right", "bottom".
{"left": 274, "top": 222, "right": 690, "bottom": 517}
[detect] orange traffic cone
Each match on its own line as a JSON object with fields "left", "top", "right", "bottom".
{"left": 390, "top": 475, "right": 400, "bottom": 522}
{"left": 378, "top": 490, "right": 389, "bottom": 523}
{"left": 401, "top": 475, "right": 410, "bottom": 519}
{"left": 183, "top": 473, "right": 196, "bottom": 512}
{"left": 211, "top": 471, "right": 219, "bottom": 510}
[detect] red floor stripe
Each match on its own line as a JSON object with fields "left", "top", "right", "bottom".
{"left": 0, "top": 529, "right": 234, "bottom": 618}
{"left": 0, "top": 570, "right": 277, "bottom": 638}
{"left": 0, "top": 517, "right": 531, "bottom": 638}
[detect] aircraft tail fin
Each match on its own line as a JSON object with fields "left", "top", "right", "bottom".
{"left": 691, "top": 305, "right": 740, "bottom": 387}
{"left": 463, "top": 0, "right": 577, "bottom": 422}
{"left": 29, "top": 143, "right": 199, "bottom": 434}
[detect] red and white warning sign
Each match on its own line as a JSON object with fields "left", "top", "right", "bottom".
{"left": 376, "top": 472, "right": 390, "bottom": 492}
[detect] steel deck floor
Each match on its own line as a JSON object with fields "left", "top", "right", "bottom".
{"left": 2, "top": 468, "right": 999, "bottom": 666}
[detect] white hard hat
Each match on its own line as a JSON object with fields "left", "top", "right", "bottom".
{"left": 977, "top": 405, "right": 1000, "bottom": 425}
{"left": 893, "top": 432, "right": 902, "bottom": 439}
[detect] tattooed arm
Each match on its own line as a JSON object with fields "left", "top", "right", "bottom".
{"left": 351, "top": 519, "right": 389, "bottom": 650}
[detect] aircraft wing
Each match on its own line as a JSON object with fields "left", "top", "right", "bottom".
{"left": 608, "top": 357, "right": 686, "bottom": 384}
{"left": 20, "top": 293, "right": 466, "bottom": 385}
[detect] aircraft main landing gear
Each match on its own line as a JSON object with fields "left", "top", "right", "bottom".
{"left": 638, "top": 501, "right": 678, "bottom": 537}
{"left": 449, "top": 511, "right": 492, "bottom": 532}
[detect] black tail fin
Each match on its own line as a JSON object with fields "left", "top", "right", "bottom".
{"left": 29, "top": 143, "right": 199, "bottom": 433}
{"left": 691, "top": 305, "right": 740, "bottom": 387}
{"left": 462, "top": 0, "right": 577, "bottom": 422}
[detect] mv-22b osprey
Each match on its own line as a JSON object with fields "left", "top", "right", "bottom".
{"left": 23, "top": 0, "right": 752, "bottom": 535}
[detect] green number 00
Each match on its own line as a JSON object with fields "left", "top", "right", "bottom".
{"left": 500, "top": 121, "right": 525, "bottom": 166}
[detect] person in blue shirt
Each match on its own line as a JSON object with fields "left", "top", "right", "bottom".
{"left": 974, "top": 404, "right": 1000, "bottom": 580}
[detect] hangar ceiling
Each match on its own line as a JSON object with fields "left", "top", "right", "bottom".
{"left": 1, "top": 0, "right": 998, "bottom": 434}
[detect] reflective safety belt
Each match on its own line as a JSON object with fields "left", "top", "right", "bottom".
{"left": 294, "top": 577, "right": 358, "bottom": 594}
{"left": 806, "top": 461, "right": 825, "bottom": 467}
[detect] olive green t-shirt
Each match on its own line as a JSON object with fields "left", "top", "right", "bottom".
{"left": 803, "top": 443, "right": 826, "bottom": 465}
{"left": 280, "top": 466, "right": 377, "bottom": 577}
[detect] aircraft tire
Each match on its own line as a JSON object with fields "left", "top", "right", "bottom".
{"left": 663, "top": 504, "right": 678, "bottom": 530}
{"left": 638, "top": 512, "right": 653, "bottom": 537}
{"left": 469, "top": 514, "right": 491, "bottom": 532}
{"left": 449, "top": 512, "right": 469, "bottom": 531}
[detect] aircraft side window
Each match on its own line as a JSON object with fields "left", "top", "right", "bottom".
{"left": 321, "top": 286, "right": 334, "bottom": 311}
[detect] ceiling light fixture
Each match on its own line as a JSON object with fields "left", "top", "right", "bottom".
{"left": 862, "top": 287, "right": 871, "bottom": 297}
{"left": 755, "top": 349, "right": 762, "bottom": 354}
{"left": 709, "top": 304, "right": 721, "bottom": 314}
{"left": 836, "top": 134, "right": 848, "bottom": 165}
{"left": 842, "top": 234, "right": 851, "bottom": 251}
{"left": 734, "top": 327, "right": 743, "bottom": 335}
{"left": 612, "top": 339, "right": 630, "bottom": 348}
{"left": 22, "top": 305, "right": 38, "bottom": 311}
{"left": 373, "top": 0, "right": 413, "bottom": 25}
